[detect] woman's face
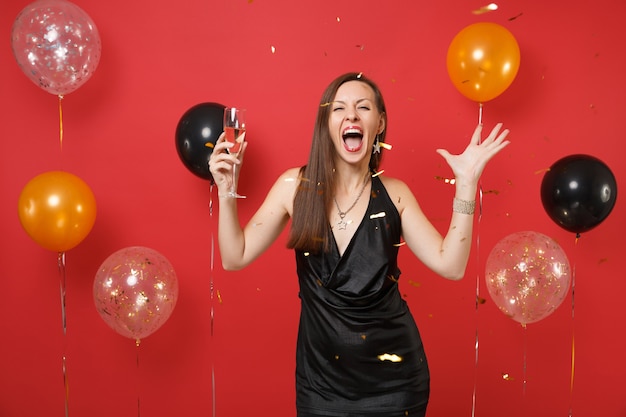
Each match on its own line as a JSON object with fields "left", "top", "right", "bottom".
{"left": 328, "top": 80, "right": 385, "bottom": 164}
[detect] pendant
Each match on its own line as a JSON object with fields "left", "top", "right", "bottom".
{"left": 337, "top": 213, "right": 348, "bottom": 230}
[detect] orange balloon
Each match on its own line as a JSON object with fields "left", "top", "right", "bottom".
{"left": 446, "top": 22, "right": 520, "bottom": 103}
{"left": 18, "top": 171, "right": 97, "bottom": 252}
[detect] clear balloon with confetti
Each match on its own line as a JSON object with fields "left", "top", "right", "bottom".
{"left": 485, "top": 231, "right": 571, "bottom": 325}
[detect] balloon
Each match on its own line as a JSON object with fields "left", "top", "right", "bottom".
{"left": 18, "top": 171, "right": 97, "bottom": 252}
{"left": 541, "top": 154, "right": 617, "bottom": 234}
{"left": 485, "top": 231, "right": 571, "bottom": 325}
{"left": 446, "top": 22, "right": 520, "bottom": 103}
{"left": 175, "top": 102, "right": 225, "bottom": 182}
{"left": 94, "top": 246, "right": 178, "bottom": 342}
{"left": 11, "top": 0, "right": 101, "bottom": 96}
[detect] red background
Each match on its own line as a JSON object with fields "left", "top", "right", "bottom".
{"left": 1, "top": 0, "right": 624, "bottom": 416}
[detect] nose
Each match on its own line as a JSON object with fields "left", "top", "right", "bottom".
{"left": 345, "top": 105, "right": 360, "bottom": 121}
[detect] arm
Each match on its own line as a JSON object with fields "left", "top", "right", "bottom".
{"left": 209, "top": 135, "right": 297, "bottom": 270}
{"left": 397, "top": 123, "right": 510, "bottom": 280}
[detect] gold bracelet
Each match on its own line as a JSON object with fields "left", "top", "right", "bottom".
{"left": 453, "top": 198, "right": 476, "bottom": 215}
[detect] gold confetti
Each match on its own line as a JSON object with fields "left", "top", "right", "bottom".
{"left": 360, "top": 334, "right": 367, "bottom": 340}
{"left": 205, "top": 142, "right": 214, "bottom": 148}
{"left": 379, "top": 142, "right": 392, "bottom": 150}
{"left": 407, "top": 280, "right": 421, "bottom": 287}
{"left": 320, "top": 102, "right": 331, "bottom": 107}
{"left": 502, "top": 372, "right": 514, "bottom": 381}
{"left": 217, "top": 290, "right": 223, "bottom": 304}
{"left": 434, "top": 175, "right": 456, "bottom": 185}
{"left": 472, "top": 3, "right": 498, "bottom": 14}
{"left": 534, "top": 168, "right": 550, "bottom": 175}
{"left": 378, "top": 353, "right": 403, "bottom": 362}
{"left": 372, "top": 170, "right": 384, "bottom": 178}
{"left": 393, "top": 241, "right": 406, "bottom": 247}
{"left": 270, "top": 45, "right": 276, "bottom": 54}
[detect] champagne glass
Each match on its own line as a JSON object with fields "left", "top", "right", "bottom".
{"left": 223, "top": 107, "right": 247, "bottom": 198}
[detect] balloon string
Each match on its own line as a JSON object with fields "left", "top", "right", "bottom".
{"left": 568, "top": 234, "right": 580, "bottom": 417}
{"left": 58, "top": 95, "right": 64, "bottom": 150}
{"left": 136, "top": 340, "right": 141, "bottom": 417}
{"left": 58, "top": 251, "right": 69, "bottom": 417}
{"left": 209, "top": 182, "right": 216, "bottom": 417}
{"left": 471, "top": 179, "right": 484, "bottom": 417}
{"left": 522, "top": 324, "right": 528, "bottom": 398}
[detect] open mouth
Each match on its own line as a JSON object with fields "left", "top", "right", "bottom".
{"left": 342, "top": 127, "right": 364, "bottom": 152}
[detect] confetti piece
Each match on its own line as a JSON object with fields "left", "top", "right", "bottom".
{"left": 357, "top": 72, "right": 363, "bottom": 78}
{"left": 393, "top": 241, "right": 406, "bottom": 247}
{"left": 534, "top": 168, "right": 550, "bottom": 175}
{"left": 477, "top": 296, "right": 487, "bottom": 305}
{"left": 379, "top": 142, "right": 392, "bottom": 150}
{"left": 360, "top": 334, "right": 367, "bottom": 340}
{"left": 217, "top": 290, "right": 222, "bottom": 304}
{"left": 320, "top": 102, "right": 331, "bottom": 107}
{"left": 407, "top": 280, "right": 421, "bottom": 287}
{"left": 387, "top": 274, "right": 399, "bottom": 283}
{"left": 483, "top": 189, "right": 500, "bottom": 195}
{"left": 356, "top": 44, "right": 365, "bottom": 51}
{"left": 271, "top": 45, "right": 276, "bottom": 54}
{"left": 205, "top": 142, "right": 214, "bottom": 148}
{"left": 378, "top": 353, "right": 403, "bottom": 362}
{"left": 336, "top": 16, "right": 341, "bottom": 22}
{"left": 502, "top": 373, "right": 514, "bottom": 381}
{"left": 372, "top": 170, "right": 384, "bottom": 178}
{"left": 472, "top": 3, "right": 498, "bottom": 14}
{"left": 434, "top": 175, "right": 456, "bottom": 185}
{"left": 370, "top": 212, "right": 386, "bottom": 219}
{"left": 508, "top": 12, "right": 523, "bottom": 21}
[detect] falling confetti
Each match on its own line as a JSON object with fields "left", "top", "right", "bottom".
{"left": 435, "top": 175, "right": 456, "bottom": 185}
{"left": 502, "top": 372, "right": 515, "bottom": 381}
{"left": 271, "top": 45, "right": 276, "bottom": 54}
{"left": 378, "top": 353, "right": 403, "bottom": 362}
{"left": 508, "top": 12, "right": 523, "bottom": 21}
{"left": 472, "top": 3, "right": 498, "bottom": 14}
{"left": 205, "top": 142, "right": 214, "bottom": 148}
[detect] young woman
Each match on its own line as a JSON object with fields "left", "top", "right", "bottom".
{"left": 208, "top": 72, "right": 510, "bottom": 416}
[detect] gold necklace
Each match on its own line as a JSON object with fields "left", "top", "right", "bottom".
{"left": 333, "top": 173, "right": 371, "bottom": 230}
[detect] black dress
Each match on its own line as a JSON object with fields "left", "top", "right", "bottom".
{"left": 294, "top": 175, "right": 430, "bottom": 417}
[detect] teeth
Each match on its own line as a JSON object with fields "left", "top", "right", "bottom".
{"left": 343, "top": 128, "right": 362, "bottom": 135}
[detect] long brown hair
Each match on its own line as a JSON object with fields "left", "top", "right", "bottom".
{"left": 286, "top": 72, "right": 388, "bottom": 253}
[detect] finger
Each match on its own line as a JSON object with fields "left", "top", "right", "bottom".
{"left": 436, "top": 148, "right": 451, "bottom": 162}
{"left": 470, "top": 124, "right": 483, "bottom": 145}
{"left": 484, "top": 123, "right": 504, "bottom": 143}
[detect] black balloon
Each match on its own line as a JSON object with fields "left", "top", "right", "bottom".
{"left": 175, "top": 102, "right": 225, "bottom": 181}
{"left": 540, "top": 154, "right": 617, "bottom": 234}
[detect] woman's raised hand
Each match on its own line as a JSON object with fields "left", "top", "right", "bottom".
{"left": 436, "top": 123, "right": 510, "bottom": 186}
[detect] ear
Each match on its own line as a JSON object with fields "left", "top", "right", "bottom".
{"left": 378, "top": 113, "right": 386, "bottom": 134}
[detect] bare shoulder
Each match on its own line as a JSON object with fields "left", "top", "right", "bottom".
{"left": 379, "top": 175, "right": 418, "bottom": 215}
{"left": 265, "top": 167, "right": 302, "bottom": 217}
